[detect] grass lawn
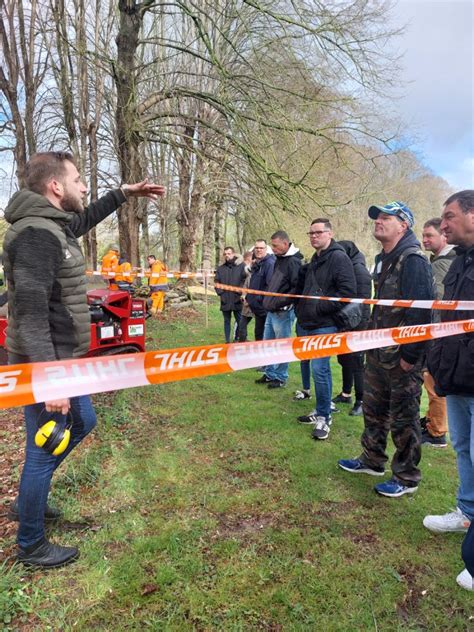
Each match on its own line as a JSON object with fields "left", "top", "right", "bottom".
{"left": 1, "top": 302, "right": 473, "bottom": 630}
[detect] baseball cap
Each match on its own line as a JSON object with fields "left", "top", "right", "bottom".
{"left": 368, "top": 201, "right": 414, "bottom": 227}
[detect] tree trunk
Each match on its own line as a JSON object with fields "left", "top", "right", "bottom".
{"left": 114, "top": 0, "right": 148, "bottom": 266}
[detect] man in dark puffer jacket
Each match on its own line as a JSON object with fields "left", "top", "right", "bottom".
{"left": 3, "top": 151, "right": 164, "bottom": 569}
{"left": 214, "top": 246, "right": 247, "bottom": 343}
{"left": 423, "top": 190, "right": 474, "bottom": 592}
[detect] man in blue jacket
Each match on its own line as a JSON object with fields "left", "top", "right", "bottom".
{"left": 246, "top": 239, "right": 275, "bottom": 341}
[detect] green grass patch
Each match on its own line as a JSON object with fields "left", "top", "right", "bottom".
{"left": 3, "top": 304, "right": 474, "bottom": 630}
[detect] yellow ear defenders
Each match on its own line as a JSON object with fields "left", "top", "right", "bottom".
{"left": 35, "top": 411, "right": 72, "bottom": 456}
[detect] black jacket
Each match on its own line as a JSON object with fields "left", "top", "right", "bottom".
{"left": 428, "top": 246, "right": 474, "bottom": 396}
{"left": 338, "top": 240, "right": 372, "bottom": 327}
{"left": 215, "top": 256, "right": 247, "bottom": 311}
{"left": 262, "top": 244, "right": 303, "bottom": 312}
{"left": 246, "top": 253, "right": 276, "bottom": 317}
{"left": 295, "top": 240, "right": 356, "bottom": 329}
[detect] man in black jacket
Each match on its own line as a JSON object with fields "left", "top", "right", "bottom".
{"left": 423, "top": 190, "right": 474, "bottom": 591}
{"left": 339, "top": 201, "right": 434, "bottom": 497}
{"left": 255, "top": 230, "right": 302, "bottom": 388}
{"left": 215, "top": 247, "right": 246, "bottom": 343}
{"left": 3, "top": 151, "right": 164, "bottom": 568}
{"left": 295, "top": 219, "right": 356, "bottom": 440}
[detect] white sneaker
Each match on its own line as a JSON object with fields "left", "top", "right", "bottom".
{"left": 423, "top": 508, "right": 471, "bottom": 533}
{"left": 456, "top": 568, "right": 474, "bottom": 591}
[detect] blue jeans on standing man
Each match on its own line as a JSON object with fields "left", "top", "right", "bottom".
{"left": 447, "top": 394, "right": 474, "bottom": 520}
{"left": 296, "top": 324, "right": 338, "bottom": 419}
{"left": 17, "top": 396, "right": 97, "bottom": 549}
{"left": 263, "top": 308, "right": 295, "bottom": 384}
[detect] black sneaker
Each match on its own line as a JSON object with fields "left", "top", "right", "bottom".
{"left": 311, "top": 416, "right": 332, "bottom": 440}
{"left": 7, "top": 498, "right": 62, "bottom": 523}
{"left": 255, "top": 375, "right": 272, "bottom": 384}
{"left": 268, "top": 380, "right": 285, "bottom": 389}
{"left": 349, "top": 401, "right": 363, "bottom": 416}
{"left": 18, "top": 538, "right": 79, "bottom": 569}
{"left": 421, "top": 429, "right": 448, "bottom": 448}
{"left": 332, "top": 393, "right": 352, "bottom": 404}
{"left": 297, "top": 413, "right": 318, "bottom": 424}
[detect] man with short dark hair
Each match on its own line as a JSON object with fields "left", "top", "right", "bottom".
{"left": 295, "top": 219, "right": 356, "bottom": 439}
{"left": 255, "top": 230, "right": 302, "bottom": 388}
{"left": 215, "top": 246, "right": 246, "bottom": 343}
{"left": 420, "top": 217, "right": 457, "bottom": 447}
{"left": 424, "top": 190, "right": 474, "bottom": 591}
{"left": 3, "top": 151, "right": 164, "bottom": 568}
{"left": 339, "top": 201, "right": 434, "bottom": 497}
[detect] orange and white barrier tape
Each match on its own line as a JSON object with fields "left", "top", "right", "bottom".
{"left": 0, "top": 319, "right": 472, "bottom": 411}
{"left": 87, "top": 270, "right": 215, "bottom": 280}
{"left": 215, "top": 282, "right": 474, "bottom": 311}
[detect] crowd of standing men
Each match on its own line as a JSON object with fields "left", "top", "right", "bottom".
{"left": 215, "top": 191, "right": 474, "bottom": 592}
{"left": 2, "top": 149, "right": 472, "bottom": 595}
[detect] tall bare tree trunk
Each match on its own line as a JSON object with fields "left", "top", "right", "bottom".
{"left": 114, "top": 0, "right": 151, "bottom": 266}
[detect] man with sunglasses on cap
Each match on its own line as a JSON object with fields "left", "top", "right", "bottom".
{"left": 339, "top": 201, "right": 434, "bottom": 497}
{"left": 3, "top": 151, "right": 164, "bottom": 568}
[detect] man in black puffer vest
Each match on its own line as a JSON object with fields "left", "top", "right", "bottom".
{"left": 3, "top": 151, "right": 164, "bottom": 569}
{"left": 339, "top": 202, "right": 434, "bottom": 498}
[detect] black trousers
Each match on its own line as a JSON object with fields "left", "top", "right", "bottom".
{"left": 337, "top": 352, "right": 365, "bottom": 401}
{"left": 462, "top": 521, "right": 474, "bottom": 576}
{"left": 254, "top": 314, "right": 266, "bottom": 341}
{"left": 237, "top": 314, "right": 253, "bottom": 342}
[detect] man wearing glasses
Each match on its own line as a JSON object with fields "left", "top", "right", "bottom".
{"left": 295, "top": 218, "right": 356, "bottom": 440}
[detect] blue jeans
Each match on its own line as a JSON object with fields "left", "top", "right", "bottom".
{"left": 446, "top": 394, "right": 474, "bottom": 520}
{"left": 263, "top": 309, "right": 295, "bottom": 383}
{"left": 18, "top": 396, "right": 97, "bottom": 548}
{"left": 223, "top": 310, "right": 241, "bottom": 343}
{"left": 297, "top": 324, "right": 338, "bottom": 418}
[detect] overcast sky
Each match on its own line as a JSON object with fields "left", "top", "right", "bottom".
{"left": 391, "top": 0, "right": 473, "bottom": 189}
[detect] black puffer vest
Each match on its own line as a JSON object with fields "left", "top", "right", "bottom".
{"left": 369, "top": 244, "right": 426, "bottom": 368}
{"left": 3, "top": 191, "right": 91, "bottom": 358}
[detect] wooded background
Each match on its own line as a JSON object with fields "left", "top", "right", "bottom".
{"left": 0, "top": 0, "right": 453, "bottom": 270}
